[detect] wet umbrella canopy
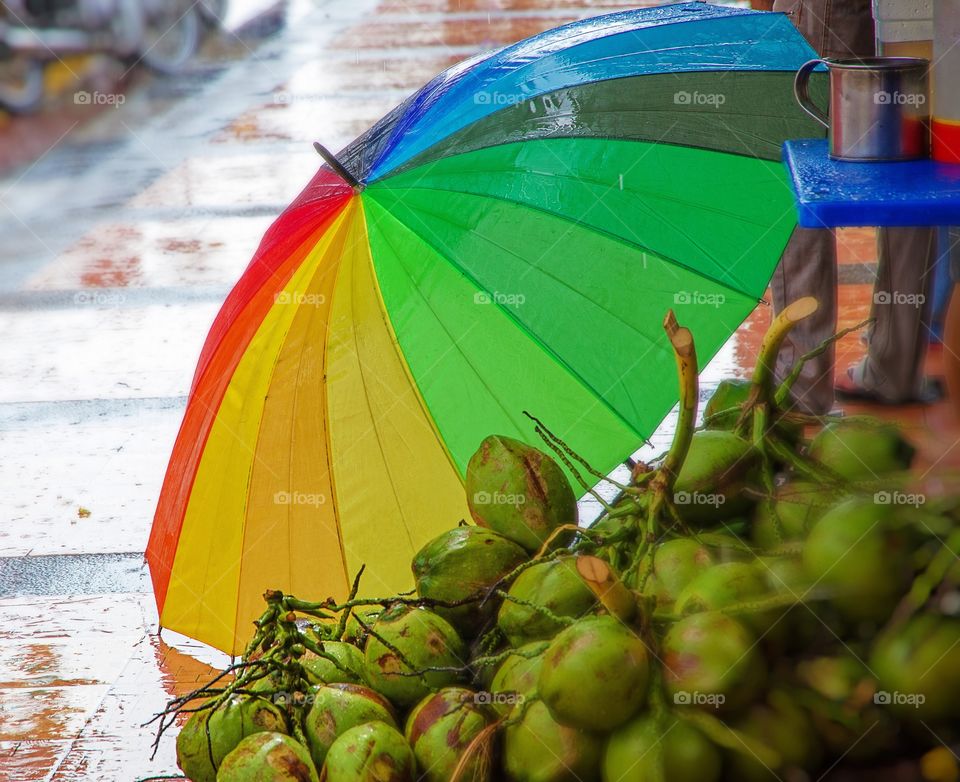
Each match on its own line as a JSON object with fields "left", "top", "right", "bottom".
{"left": 147, "top": 2, "right": 823, "bottom": 653}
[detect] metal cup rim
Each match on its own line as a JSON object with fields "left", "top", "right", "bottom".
{"left": 820, "top": 56, "right": 929, "bottom": 71}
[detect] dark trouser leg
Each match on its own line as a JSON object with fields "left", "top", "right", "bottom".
{"left": 772, "top": 0, "right": 875, "bottom": 60}
{"left": 859, "top": 227, "right": 937, "bottom": 402}
{"left": 771, "top": 226, "right": 838, "bottom": 414}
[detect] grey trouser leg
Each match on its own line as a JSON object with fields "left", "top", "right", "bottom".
{"left": 772, "top": 0, "right": 875, "bottom": 60}
{"left": 859, "top": 227, "right": 938, "bottom": 401}
{"left": 771, "top": 226, "right": 838, "bottom": 414}
{"left": 769, "top": 0, "right": 873, "bottom": 413}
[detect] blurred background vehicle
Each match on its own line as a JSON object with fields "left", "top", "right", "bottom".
{"left": 0, "top": 0, "right": 227, "bottom": 112}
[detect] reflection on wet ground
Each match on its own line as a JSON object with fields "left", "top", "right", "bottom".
{"left": 0, "top": 0, "right": 958, "bottom": 779}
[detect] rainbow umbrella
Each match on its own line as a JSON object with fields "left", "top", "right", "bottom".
{"left": 147, "top": 2, "right": 822, "bottom": 653}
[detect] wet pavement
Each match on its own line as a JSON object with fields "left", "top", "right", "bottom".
{"left": 2, "top": 0, "right": 960, "bottom": 779}
{"left": 0, "top": 0, "right": 674, "bottom": 778}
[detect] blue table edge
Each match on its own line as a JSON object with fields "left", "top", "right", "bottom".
{"left": 783, "top": 139, "right": 960, "bottom": 229}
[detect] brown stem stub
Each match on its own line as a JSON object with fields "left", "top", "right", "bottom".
{"left": 576, "top": 555, "right": 636, "bottom": 621}
{"left": 783, "top": 296, "right": 819, "bottom": 323}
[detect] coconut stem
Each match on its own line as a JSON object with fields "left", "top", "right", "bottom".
{"left": 890, "top": 529, "right": 960, "bottom": 627}
{"left": 774, "top": 316, "right": 871, "bottom": 408}
{"left": 534, "top": 524, "right": 585, "bottom": 558}
{"left": 752, "top": 296, "right": 818, "bottom": 403}
{"left": 659, "top": 311, "right": 698, "bottom": 485}
{"left": 495, "top": 589, "right": 577, "bottom": 628}
{"left": 575, "top": 555, "right": 636, "bottom": 621}
{"left": 683, "top": 710, "right": 782, "bottom": 770}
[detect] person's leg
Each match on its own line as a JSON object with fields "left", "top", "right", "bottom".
{"left": 857, "top": 227, "right": 938, "bottom": 401}
{"left": 765, "top": 0, "right": 871, "bottom": 414}
{"left": 771, "top": 226, "right": 838, "bottom": 414}
{"left": 772, "top": 0, "right": 875, "bottom": 59}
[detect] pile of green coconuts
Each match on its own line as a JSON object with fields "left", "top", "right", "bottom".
{"left": 154, "top": 300, "right": 960, "bottom": 782}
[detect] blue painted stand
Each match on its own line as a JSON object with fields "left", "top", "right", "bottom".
{"left": 783, "top": 139, "right": 960, "bottom": 228}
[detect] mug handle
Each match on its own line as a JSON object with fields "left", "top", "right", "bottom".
{"left": 794, "top": 59, "right": 829, "bottom": 128}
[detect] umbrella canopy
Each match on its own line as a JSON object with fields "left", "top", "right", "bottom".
{"left": 147, "top": 2, "right": 823, "bottom": 653}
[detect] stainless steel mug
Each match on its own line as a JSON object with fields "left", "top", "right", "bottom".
{"left": 794, "top": 57, "right": 930, "bottom": 161}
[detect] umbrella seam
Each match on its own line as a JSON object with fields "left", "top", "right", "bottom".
{"left": 363, "top": 193, "right": 655, "bottom": 440}
{"left": 356, "top": 197, "right": 469, "bottom": 485}
{"left": 290, "top": 203, "right": 354, "bottom": 604}
{"left": 364, "top": 197, "right": 604, "bottom": 443}
{"left": 368, "top": 180, "right": 765, "bottom": 305}
{"left": 227, "top": 205, "right": 357, "bottom": 652}
{"left": 370, "top": 11, "right": 806, "bottom": 177}
{"left": 344, "top": 204, "right": 419, "bottom": 555}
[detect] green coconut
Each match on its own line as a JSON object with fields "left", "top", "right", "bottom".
{"left": 757, "top": 556, "right": 816, "bottom": 644}
{"left": 217, "top": 732, "right": 319, "bottom": 782}
{"left": 539, "top": 615, "right": 650, "bottom": 731}
{"left": 363, "top": 604, "right": 466, "bottom": 708}
{"left": 674, "top": 562, "right": 773, "bottom": 632}
{"left": 497, "top": 557, "right": 597, "bottom": 646}
{"left": 404, "top": 687, "right": 492, "bottom": 782}
{"left": 503, "top": 700, "right": 603, "bottom": 782}
{"left": 871, "top": 615, "right": 960, "bottom": 722}
{"left": 672, "top": 430, "right": 757, "bottom": 524}
{"left": 412, "top": 526, "right": 527, "bottom": 635}
{"left": 803, "top": 497, "right": 911, "bottom": 621}
{"left": 758, "top": 555, "right": 809, "bottom": 595}
{"left": 489, "top": 643, "right": 546, "bottom": 716}
{"left": 703, "top": 379, "right": 753, "bottom": 431}
{"left": 302, "top": 683, "right": 397, "bottom": 770}
{"left": 176, "top": 695, "right": 287, "bottom": 782}
{"left": 300, "top": 641, "right": 365, "bottom": 686}
{"left": 322, "top": 721, "right": 415, "bottom": 782}
{"left": 661, "top": 612, "right": 765, "bottom": 712}
{"left": 466, "top": 435, "right": 577, "bottom": 552}
{"left": 808, "top": 418, "right": 915, "bottom": 481}
{"left": 704, "top": 379, "right": 802, "bottom": 442}
{"left": 635, "top": 537, "right": 715, "bottom": 607}
{"left": 752, "top": 481, "right": 836, "bottom": 550}
{"left": 341, "top": 609, "right": 382, "bottom": 646}
{"left": 726, "top": 690, "right": 822, "bottom": 781}
{"left": 603, "top": 713, "right": 721, "bottom": 782}
{"left": 795, "top": 654, "right": 898, "bottom": 760}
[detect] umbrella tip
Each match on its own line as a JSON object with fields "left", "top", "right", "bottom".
{"left": 313, "top": 141, "right": 363, "bottom": 191}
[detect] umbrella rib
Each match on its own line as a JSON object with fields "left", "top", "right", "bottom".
{"left": 374, "top": 181, "right": 758, "bottom": 305}
{"left": 290, "top": 227, "right": 352, "bottom": 599}
{"left": 377, "top": 188, "right": 668, "bottom": 351}
{"left": 345, "top": 221, "right": 419, "bottom": 554}
{"left": 366, "top": 196, "right": 656, "bottom": 438}
{"left": 367, "top": 203, "right": 605, "bottom": 440}
{"left": 357, "top": 202, "right": 470, "bottom": 488}
{"left": 371, "top": 13, "right": 795, "bottom": 176}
